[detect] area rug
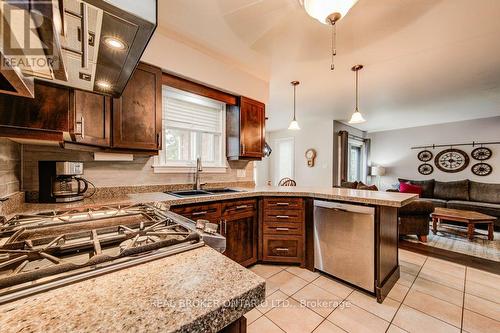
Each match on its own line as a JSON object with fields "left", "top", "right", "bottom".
{"left": 402, "top": 223, "right": 500, "bottom": 262}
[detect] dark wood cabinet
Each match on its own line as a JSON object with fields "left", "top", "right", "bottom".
{"left": 226, "top": 97, "right": 265, "bottom": 161}
{"left": 171, "top": 199, "right": 258, "bottom": 267}
{"left": 221, "top": 199, "right": 258, "bottom": 267}
{"left": 0, "top": 81, "right": 71, "bottom": 141}
{"left": 112, "top": 62, "right": 162, "bottom": 151}
{"left": 71, "top": 90, "right": 111, "bottom": 147}
{"left": 261, "top": 197, "right": 305, "bottom": 266}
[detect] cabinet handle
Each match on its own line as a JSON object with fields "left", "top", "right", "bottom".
{"left": 235, "top": 205, "right": 248, "bottom": 209}
{"left": 75, "top": 116, "right": 85, "bottom": 139}
{"left": 224, "top": 219, "right": 227, "bottom": 234}
{"left": 81, "top": 2, "right": 89, "bottom": 69}
{"left": 156, "top": 133, "right": 161, "bottom": 148}
{"left": 275, "top": 202, "right": 290, "bottom": 206}
{"left": 276, "top": 227, "right": 289, "bottom": 231}
{"left": 275, "top": 247, "right": 289, "bottom": 252}
{"left": 276, "top": 215, "right": 289, "bottom": 219}
{"left": 192, "top": 211, "right": 207, "bottom": 216}
{"left": 242, "top": 143, "right": 246, "bottom": 154}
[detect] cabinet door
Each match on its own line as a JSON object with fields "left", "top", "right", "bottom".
{"left": 239, "top": 97, "right": 265, "bottom": 158}
{"left": 112, "top": 62, "right": 162, "bottom": 150}
{"left": 0, "top": 81, "right": 70, "bottom": 132}
{"left": 223, "top": 211, "right": 258, "bottom": 267}
{"left": 72, "top": 90, "right": 111, "bottom": 147}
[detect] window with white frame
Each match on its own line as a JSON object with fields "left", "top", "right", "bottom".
{"left": 154, "top": 86, "right": 226, "bottom": 172}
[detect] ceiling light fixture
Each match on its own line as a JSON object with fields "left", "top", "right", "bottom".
{"left": 349, "top": 64, "right": 366, "bottom": 124}
{"left": 300, "top": 0, "right": 358, "bottom": 70}
{"left": 103, "top": 36, "right": 127, "bottom": 50}
{"left": 288, "top": 81, "right": 301, "bottom": 130}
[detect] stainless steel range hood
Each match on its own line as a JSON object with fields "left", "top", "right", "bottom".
{"left": 0, "top": 0, "right": 157, "bottom": 98}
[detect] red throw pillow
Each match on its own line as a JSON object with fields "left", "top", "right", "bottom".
{"left": 399, "top": 182, "right": 423, "bottom": 196}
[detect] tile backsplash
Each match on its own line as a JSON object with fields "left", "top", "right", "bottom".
{"left": 0, "top": 138, "right": 21, "bottom": 197}
{"left": 22, "top": 144, "right": 254, "bottom": 192}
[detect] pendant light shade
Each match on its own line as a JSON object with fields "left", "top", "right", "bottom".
{"left": 349, "top": 64, "right": 366, "bottom": 124}
{"left": 288, "top": 81, "right": 301, "bottom": 130}
{"left": 303, "top": 0, "right": 359, "bottom": 24}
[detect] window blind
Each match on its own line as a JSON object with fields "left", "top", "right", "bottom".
{"left": 163, "top": 87, "right": 222, "bottom": 133}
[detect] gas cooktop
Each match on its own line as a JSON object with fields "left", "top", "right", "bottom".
{"left": 0, "top": 203, "right": 205, "bottom": 304}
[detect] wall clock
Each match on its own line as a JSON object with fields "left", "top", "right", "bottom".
{"left": 305, "top": 149, "right": 317, "bottom": 167}
{"left": 434, "top": 148, "right": 469, "bottom": 173}
{"left": 471, "top": 147, "right": 492, "bottom": 161}
{"left": 471, "top": 163, "right": 492, "bottom": 176}
{"left": 418, "top": 163, "right": 433, "bottom": 175}
{"left": 417, "top": 150, "right": 433, "bottom": 162}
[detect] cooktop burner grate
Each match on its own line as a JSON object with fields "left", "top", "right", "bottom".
{"left": 0, "top": 204, "right": 203, "bottom": 304}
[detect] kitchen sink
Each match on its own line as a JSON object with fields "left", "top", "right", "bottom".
{"left": 168, "top": 190, "right": 213, "bottom": 197}
{"left": 167, "top": 188, "right": 245, "bottom": 198}
{"left": 205, "top": 188, "right": 244, "bottom": 194}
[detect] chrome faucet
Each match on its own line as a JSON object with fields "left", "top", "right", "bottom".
{"left": 194, "top": 156, "right": 203, "bottom": 190}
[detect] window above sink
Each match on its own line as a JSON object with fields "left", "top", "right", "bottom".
{"left": 153, "top": 87, "right": 228, "bottom": 174}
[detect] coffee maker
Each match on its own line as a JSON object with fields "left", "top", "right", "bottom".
{"left": 38, "top": 161, "right": 90, "bottom": 203}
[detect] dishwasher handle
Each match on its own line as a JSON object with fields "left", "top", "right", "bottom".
{"left": 314, "top": 200, "right": 375, "bottom": 215}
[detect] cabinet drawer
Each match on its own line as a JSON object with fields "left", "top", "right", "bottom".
{"left": 263, "top": 209, "right": 303, "bottom": 223}
{"left": 263, "top": 222, "right": 303, "bottom": 236}
{"left": 171, "top": 203, "right": 221, "bottom": 223}
{"left": 263, "top": 235, "right": 303, "bottom": 263}
{"left": 222, "top": 199, "right": 257, "bottom": 216}
{"left": 263, "top": 198, "right": 304, "bottom": 210}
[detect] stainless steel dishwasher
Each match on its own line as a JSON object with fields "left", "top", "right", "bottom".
{"left": 314, "top": 200, "right": 375, "bottom": 292}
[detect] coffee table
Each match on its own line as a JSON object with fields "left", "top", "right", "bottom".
{"left": 431, "top": 207, "right": 496, "bottom": 241}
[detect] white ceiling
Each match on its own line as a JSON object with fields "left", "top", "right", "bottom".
{"left": 158, "top": 0, "right": 500, "bottom": 132}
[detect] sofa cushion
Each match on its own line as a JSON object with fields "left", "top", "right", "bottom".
{"left": 446, "top": 200, "right": 500, "bottom": 219}
{"left": 434, "top": 180, "right": 469, "bottom": 201}
{"left": 423, "top": 198, "right": 448, "bottom": 208}
{"left": 399, "top": 182, "right": 423, "bottom": 196}
{"left": 469, "top": 181, "right": 500, "bottom": 204}
{"left": 357, "top": 182, "right": 378, "bottom": 191}
{"left": 398, "top": 178, "right": 435, "bottom": 198}
{"left": 341, "top": 181, "right": 358, "bottom": 189}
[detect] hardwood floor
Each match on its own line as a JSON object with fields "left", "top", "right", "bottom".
{"left": 399, "top": 240, "right": 500, "bottom": 275}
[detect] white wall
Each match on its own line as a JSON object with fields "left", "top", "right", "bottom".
{"left": 264, "top": 119, "right": 334, "bottom": 187}
{"left": 368, "top": 117, "right": 500, "bottom": 189}
{"left": 142, "top": 30, "right": 269, "bottom": 103}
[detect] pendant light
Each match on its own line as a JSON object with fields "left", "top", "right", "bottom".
{"left": 301, "top": 0, "right": 358, "bottom": 70}
{"left": 288, "top": 81, "right": 300, "bottom": 130}
{"left": 349, "top": 64, "right": 366, "bottom": 124}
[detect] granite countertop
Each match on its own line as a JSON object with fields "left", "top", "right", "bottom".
{"left": 0, "top": 246, "right": 266, "bottom": 333}
{"left": 11, "top": 186, "right": 417, "bottom": 218}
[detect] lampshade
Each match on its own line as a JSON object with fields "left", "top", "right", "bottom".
{"left": 371, "top": 166, "right": 386, "bottom": 176}
{"left": 288, "top": 120, "right": 301, "bottom": 130}
{"left": 303, "top": 0, "right": 359, "bottom": 24}
{"left": 348, "top": 110, "right": 366, "bottom": 124}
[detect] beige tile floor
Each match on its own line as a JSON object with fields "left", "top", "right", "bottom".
{"left": 246, "top": 249, "right": 500, "bottom": 333}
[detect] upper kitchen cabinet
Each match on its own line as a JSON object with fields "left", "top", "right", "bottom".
{"left": 226, "top": 97, "right": 265, "bottom": 161}
{"left": 0, "top": 81, "right": 71, "bottom": 141}
{"left": 112, "top": 62, "right": 162, "bottom": 151}
{"left": 71, "top": 90, "right": 111, "bottom": 147}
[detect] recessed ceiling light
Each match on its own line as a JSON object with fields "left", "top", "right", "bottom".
{"left": 103, "top": 37, "right": 127, "bottom": 50}
{"left": 96, "top": 81, "right": 111, "bottom": 90}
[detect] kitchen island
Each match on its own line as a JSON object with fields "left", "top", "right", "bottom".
{"left": 0, "top": 246, "right": 265, "bottom": 333}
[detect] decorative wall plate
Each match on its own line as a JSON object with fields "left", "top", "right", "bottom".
{"left": 471, "top": 163, "right": 492, "bottom": 176}
{"left": 434, "top": 148, "right": 469, "bottom": 173}
{"left": 418, "top": 163, "right": 434, "bottom": 175}
{"left": 471, "top": 147, "right": 492, "bottom": 161}
{"left": 417, "top": 150, "right": 433, "bottom": 162}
